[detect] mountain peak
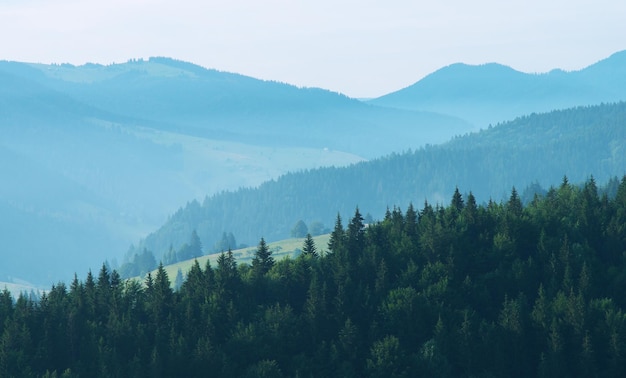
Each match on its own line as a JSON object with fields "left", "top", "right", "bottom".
{"left": 580, "top": 49, "right": 626, "bottom": 76}
{"left": 418, "top": 62, "right": 525, "bottom": 86}
{"left": 368, "top": 50, "right": 626, "bottom": 127}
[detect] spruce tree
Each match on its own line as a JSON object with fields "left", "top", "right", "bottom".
{"left": 189, "top": 230, "right": 203, "bottom": 259}
{"left": 328, "top": 213, "right": 345, "bottom": 253}
{"left": 302, "top": 233, "right": 318, "bottom": 257}
{"left": 252, "top": 238, "right": 274, "bottom": 276}
{"left": 451, "top": 187, "right": 465, "bottom": 212}
{"left": 507, "top": 187, "right": 523, "bottom": 216}
{"left": 346, "top": 207, "right": 365, "bottom": 260}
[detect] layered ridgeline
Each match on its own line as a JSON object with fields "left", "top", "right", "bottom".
{"left": 370, "top": 50, "right": 626, "bottom": 127}
{"left": 0, "top": 58, "right": 470, "bottom": 157}
{"left": 3, "top": 51, "right": 626, "bottom": 285}
{"left": 135, "top": 102, "right": 626, "bottom": 266}
{"left": 2, "top": 178, "right": 626, "bottom": 377}
{"left": 0, "top": 58, "right": 467, "bottom": 285}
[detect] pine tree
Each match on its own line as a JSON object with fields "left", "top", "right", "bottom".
{"left": 95, "top": 263, "right": 112, "bottom": 324}
{"left": 451, "top": 187, "right": 465, "bottom": 212}
{"left": 508, "top": 187, "right": 523, "bottom": 217}
{"left": 216, "top": 248, "right": 238, "bottom": 290}
{"left": 328, "top": 213, "right": 345, "bottom": 253}
{"left": 346, "top": 208, "right": 365, "bottom": 260}
{"left": 302, "top": 233, "right": 318, "bottom": 257}
{"left": 174, "top": 268, "right": 183, "bottom": 291}
{"left": 189, "top": 230, "right": 203, "bottom": 259}
{"left": 0, "top": 288, "right": 13, "bottom": 335}
{"left": 404, "top": 203, "right": 418, "bottom": 238}
{"left": 163, "top": 244, "right": 177, "bottom": 265}
{"left": 252, "top": 237, "right": 274, "bottom": 276}
{"left": 463, "top": 192, "right": 478, "bottom": 225}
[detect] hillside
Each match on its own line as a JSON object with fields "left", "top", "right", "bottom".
{"left": 3, "top": 177, "right": 626, "bottom": 376}
{"left": 3, "top": 52, "right": 626, "bottom": 285}
{"left": 2, "top": 58, "right": 470, "bottom": 157}
{"left": 0, "top": 58, "right": 468, "bottom": 285}
{"left": 137, "top": 102, "right": 626, "bottom": 261}
{"left": 369, "top": 50, "right": 626, "bottom": 127}
{"left": 141, "top": 233, "right": 331, "bottom": 287}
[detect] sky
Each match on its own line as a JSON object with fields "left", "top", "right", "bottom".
{"left": 1, "top": 0, "right": 625, "bottom": 98}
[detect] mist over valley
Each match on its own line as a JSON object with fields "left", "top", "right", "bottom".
{"left": 1, "top": 52, "right": 626, "bottom": 289}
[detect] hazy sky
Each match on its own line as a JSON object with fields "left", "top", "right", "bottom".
{"left": 2, "top": 0, "right": 625, "bottom": 98}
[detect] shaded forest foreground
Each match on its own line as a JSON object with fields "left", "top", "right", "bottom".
{"left": 2, "top": 177, "right": 626, "bottom": 377}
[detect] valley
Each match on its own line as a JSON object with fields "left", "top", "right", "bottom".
{"left": 1, "top": 52, "right": 626, "bottom": 288}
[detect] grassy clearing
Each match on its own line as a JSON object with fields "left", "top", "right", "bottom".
{"left": 139, "top": 233, "right": 331, "bottom": 285}
{"left": 0, "top": 281, "right": 45, "bottom": 298}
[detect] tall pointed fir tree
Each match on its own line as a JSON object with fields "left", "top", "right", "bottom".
{"left": 252, "top": 237, "right": 274, "bottom": 277}
{"left": 302, "top": 233, "right": 318, "bottom": 257}
{"left": 328, "top": 213, "right": 345, "bottom": 253}
{"left": 346, "top": 207, "right": 365, "bottom": 261}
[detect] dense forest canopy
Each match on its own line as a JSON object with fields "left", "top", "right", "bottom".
{"left": 2, "top": 52, "right": 626, "bottom": 288}
{"left": 3, "top": 52, "right": 626, "bottom": 286}
{"left": 0, "top": 57, "right": 469, "bottom": 285}
{"left": 136, "top": 102, "right": 626, "bottom": 263}
{"left": 2, "top": 176, "right": 626, "bottom": 377}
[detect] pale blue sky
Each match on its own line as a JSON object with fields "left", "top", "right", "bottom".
{"left": 1, "top": 0, "right": 625, "bottom": 98}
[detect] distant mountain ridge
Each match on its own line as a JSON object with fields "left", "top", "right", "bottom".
{"left": 0, "top": 57, "right": 468, "bottom": 285}
{"left": 2, "top": 51, "right": 626, "bottom": 285}
{"left": 2, "top": 57, "right": 470, "bottom": 157}
{"left": 369, "top": 50, "right": 626, "bottom": 127}
{"left": 137, "top": 102, "right": 626, "bottom": 261}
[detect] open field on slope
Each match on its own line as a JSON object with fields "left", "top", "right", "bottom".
{"left": 140, "top": 233, "right": 331, "bottom": 285}
{"left": 0, "top": 281, "right": 46, "bottom": 299}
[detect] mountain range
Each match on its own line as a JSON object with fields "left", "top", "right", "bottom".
{"left": 135, "top": 102, "right": 626, "bottom": 265}
{"left": 370, "top": 50, "right": 626, "bottom": 127}
{"left": 0, "top": 57, "right": 466, "bottom": 285}
{"left": 1, "top": 51, "right": 626, "bottom": 286}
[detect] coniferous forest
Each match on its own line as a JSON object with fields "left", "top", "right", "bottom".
{"left": 137, "top": 102, "right": 626, "bottom": 262}
{"left": 2, "top": 177, "right": 626, "bottom": 377}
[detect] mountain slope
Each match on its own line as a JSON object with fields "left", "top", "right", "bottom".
{"left": 369, "top": 50, "right": 626, "bottom": 128}
{"left": 0, "top": 57, "right": 469, "bottom": 285}
{"left": 138, "top": 102, "right": 626, "bottom": 260}
{"left": 6, "top": 58, "right": 471, "bottom": 157}
{"left": 3, "top": 53, "right": 626, "bottom": 285}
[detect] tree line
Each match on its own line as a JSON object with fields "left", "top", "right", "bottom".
{"left": 2, "top": 176, "right": 626, "bottom": 377}
{"left": 137, "top": 102, "right": 626, "bottom": 262}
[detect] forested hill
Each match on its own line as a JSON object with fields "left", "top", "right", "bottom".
{"left": 369, "top": 50, "right": 626, "bottom": 127}
{"left": 3, "top": 177, "right": 626, "bottom": 376}
{"left": 0, "top": 57, "right": 468, "bottom": 285}
{"left": 135, "top": 102, "right": 626, "bottom": 262}
{"left": 0, "top": 58, "right": 469, "bottom": 157}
